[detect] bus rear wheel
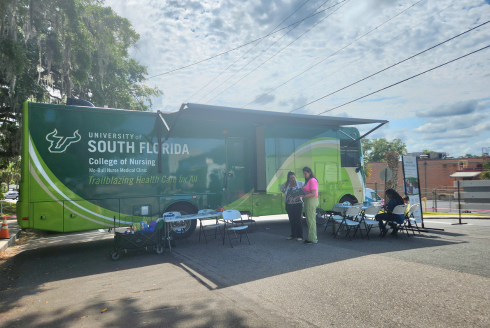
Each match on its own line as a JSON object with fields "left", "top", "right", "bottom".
{"left": 165, "top": 203, "right": 197, "bottom": 240}
{"left": 339, "top": 195, "right": 357, "bottom": 205}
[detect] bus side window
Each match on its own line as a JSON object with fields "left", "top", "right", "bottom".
{"left": 340, "top": 140, "right": 359, "bottom": 167}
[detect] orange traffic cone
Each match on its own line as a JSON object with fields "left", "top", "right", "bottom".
{"left": 0, "top": 215, "right": 9, "bottom": 239}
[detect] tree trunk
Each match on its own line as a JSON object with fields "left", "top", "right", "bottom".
{"left": 385, "top": 151, "right": 399, "bottom": 190}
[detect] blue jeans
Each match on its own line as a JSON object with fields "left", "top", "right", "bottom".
{"left": 375, "top": 213, "right": 404, "bottom": 231}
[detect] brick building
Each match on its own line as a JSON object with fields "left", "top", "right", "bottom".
{"left": 366, "top": 157, "right": 488, "bottom": 199}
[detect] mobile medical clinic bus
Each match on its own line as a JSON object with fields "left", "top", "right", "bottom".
{"left": 17, "top": 102, "right": 387, "bottom": 238}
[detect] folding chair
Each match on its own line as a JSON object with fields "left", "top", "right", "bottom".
{"left": 387, "top": 205, "right": 407, "bottom": 238}
{"left": 334, "top": 205, "right": 363, "bottom": 240}
{"left": 164, "top": 211, "right": 188, "bottom": 243}
{"left": 356, "top": 205, "right": 381, "bottom": 239}
{"left": 222, "top": 210, "right": 250, "bottom": 248}
{"left": 198, "top": 209, "right": 223, "bottom": 243}
{"left": 406, "top": 204, "right": 421, "bottom": 235}
{"left": 324, "top": 203, "right": 346, "bottom": 233}
{"left": 239, "top": 211, "right": 256, "bottom": 228}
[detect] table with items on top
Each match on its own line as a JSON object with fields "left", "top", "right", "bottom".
{"left": 162, "top": 211, "right": 224, "bottom": 251}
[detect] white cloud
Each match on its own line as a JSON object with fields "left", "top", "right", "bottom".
{"left": 416, "top": 99, "right": 482, "bottom": 117}
{"left": 104, "top": 0, "right": 490, "bottom": 156}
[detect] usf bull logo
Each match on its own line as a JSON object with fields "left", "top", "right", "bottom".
{"left": 46, "top": 129, "right": 81, "bottom": 153}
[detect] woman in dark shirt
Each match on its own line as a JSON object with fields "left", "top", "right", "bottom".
{"left": 280, "top": 172, "right": 305, "bottom": 241}
{"left": 375, "top": 189, "right": 405, "bottom": 236}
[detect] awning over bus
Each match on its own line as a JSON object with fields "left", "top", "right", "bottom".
{"left": 179, "top": 103, "right": 388, "bottom": 127}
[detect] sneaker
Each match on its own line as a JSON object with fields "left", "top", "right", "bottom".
{"left": 296, "top": 238, "right": 303, "bottom": 241}
{"left": 286, "top": 236, "right": 294, "bottom": 240}
{"left": 304, "top": 240, "right": 318, "bottom": 244}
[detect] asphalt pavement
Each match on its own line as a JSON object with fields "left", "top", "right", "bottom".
{"left": 0, "top": 215, "right": 489, "bottom": 327}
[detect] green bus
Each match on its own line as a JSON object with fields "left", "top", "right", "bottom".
{"left": 17, "top": 102, "right": 387, "bottom": 238}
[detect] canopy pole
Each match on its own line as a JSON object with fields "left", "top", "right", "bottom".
{"left": 348, "top": 121, "right": 387, "bottom": 147}
{"left": 157, "top": 104, "right": 186, "bottom": 173}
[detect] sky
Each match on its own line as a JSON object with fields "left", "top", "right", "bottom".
{"left": 103, "top": 0, "right": 490, "bottom": 157}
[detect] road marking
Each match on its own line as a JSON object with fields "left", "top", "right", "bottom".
{"left": 424, "top": 220, "right": 472, "bottom": 225}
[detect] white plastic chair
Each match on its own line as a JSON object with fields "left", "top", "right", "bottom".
{"left": 323, "top": 203, "right": 346, "bottom": 232}
{"left": 406, "top": 204, "right": 421, "bottom": 235}
{"left": 222, "top": 210, "right": 250, "bottom": 248}
{"left": 357, "top": 205, "right": 381, "bottom": 239}
{"left": 198, "top": 209, "right": 223, "bottom": 243}
{"left": 389, "top": 205, "right": 407, "bottom": 238}
{"left": 334, "top": 205, "right": 363, "bottom": 240}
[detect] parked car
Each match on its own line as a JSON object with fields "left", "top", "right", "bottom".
{"left": 365, "top": 188, "right": 384, "bottom": 206}
{"left": 4, "top": 191, "right": 19, "bottom": 200}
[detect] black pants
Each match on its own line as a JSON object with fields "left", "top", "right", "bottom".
{"left": 286, "top": 203, "right": 303, "bottom": 239}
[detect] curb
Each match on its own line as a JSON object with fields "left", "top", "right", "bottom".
{"left": 0, "top": 225, "right": 21, "bottom": 253}
{"left": 423, "top": 215, "right": 490, "bottom": 219}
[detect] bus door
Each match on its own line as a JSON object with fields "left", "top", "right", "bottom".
{"left": 315, "top": 162, "right": 339, "bottom": 209}
{"left": 225, "top": 138, "right": 251, "bottom": 206}
{"left": 314, "top": 162, "right": 339, "bottom": 188}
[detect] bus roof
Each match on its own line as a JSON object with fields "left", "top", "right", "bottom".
{"left": 181, "top": 103, "right": 388, "bottom": 127}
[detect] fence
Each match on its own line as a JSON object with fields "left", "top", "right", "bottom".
{"left": 365, "top": 182, "right": 490, "bottom": 217}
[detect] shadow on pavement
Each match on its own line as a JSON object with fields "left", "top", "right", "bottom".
{"left": 0, "top": 293, "right": 251, "bottom": 327}
{"left": 0, "top": 217, "right": 472, "bottom": 326}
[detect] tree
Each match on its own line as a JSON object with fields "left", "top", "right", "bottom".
{"left": 385, "top": 151, "right": 399, "bottom": 190}
{"left": 0, "top": 0, "right": 162, "bottom": 169}
{"left": 458, "top": 154, "right": 481, "bottom": 158}
{"left": 481, "top": 160, "right": 490, "bottom": 180}
{"left": 0, "top": 157, "right": 20, "bottom": 188}
{"left": 422, "top": 149, "right": 436, "bottom": 153}
{"left": 361, "top": 138, "right": 407, "bottom": 163}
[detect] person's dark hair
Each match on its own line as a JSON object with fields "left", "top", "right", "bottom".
{"left": 386, "top": 189, "right": 404, "bottom": 205}
{"left": 403, "top": 195, "right": 409, "bottom": 201}
{"left": 302, "top": 166, "right": 316, "bottom": 184}
{"left": 286, "top": 171, "right": 295, "bottom": 188}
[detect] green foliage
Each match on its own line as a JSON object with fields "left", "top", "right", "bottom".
{"left": 458, "top": 154, "right": 481, "bottom": 158}
{"left": 0, "top": 157, "right": 20, "bottom": 186}
{"left": 361, "top": 138, "right": 407, "bottom": 163}
{"left": 0, "top": 0, "right": 162, "bottom": 169}
{"left": 422, "top": 149, "right": 436, "bottom": 153}
{"left": 481, "top": 160, "right": 490, "bottom": 180}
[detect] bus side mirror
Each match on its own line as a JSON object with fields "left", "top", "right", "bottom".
{"left": 355, "top": 162, "right": 361, "bottom": 173}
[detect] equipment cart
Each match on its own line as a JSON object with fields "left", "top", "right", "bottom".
{"left": 110, "top": 218, "right": 164, "bottom": 260}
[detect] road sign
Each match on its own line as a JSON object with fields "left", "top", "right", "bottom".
{"left": 380, "top": 167, "right": 392, "bottom": 182}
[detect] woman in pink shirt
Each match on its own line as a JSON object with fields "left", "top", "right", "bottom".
{"left": 301, "top": 166, "right": 319, "bottom": 244}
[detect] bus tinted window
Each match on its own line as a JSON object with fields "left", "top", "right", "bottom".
{"left": 340, "top": 140, "right": 359, "bottom": 167}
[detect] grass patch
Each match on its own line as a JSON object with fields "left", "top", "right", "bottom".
{"left": 0, "top": 202, "right": 16, "bottom": 216}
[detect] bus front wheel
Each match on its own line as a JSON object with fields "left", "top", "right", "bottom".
{"left": 339, "top": 195, "right": 357, "bottom": 205}
{"left": 165, "top": 203, "right": 198, "bottom": 240}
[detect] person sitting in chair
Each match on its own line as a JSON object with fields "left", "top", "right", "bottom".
{"left": 403, "top": 195, "right": 410, "bottom": 217}
{"left": 375, "top": 189, "right": 405, "bottom": 236}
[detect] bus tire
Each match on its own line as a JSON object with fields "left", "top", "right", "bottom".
{"left": 165, "top": 203, "right": 198, "bottom": 240}
{"left": 339, "top": 195, "right": 357, "bottom": 205}
{"left": 316, "top": 208, "right": 327, "bottom": 225}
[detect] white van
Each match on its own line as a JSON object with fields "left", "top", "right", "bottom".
{"left": 365, "top": 188, "right": 384, "bottom": 206}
